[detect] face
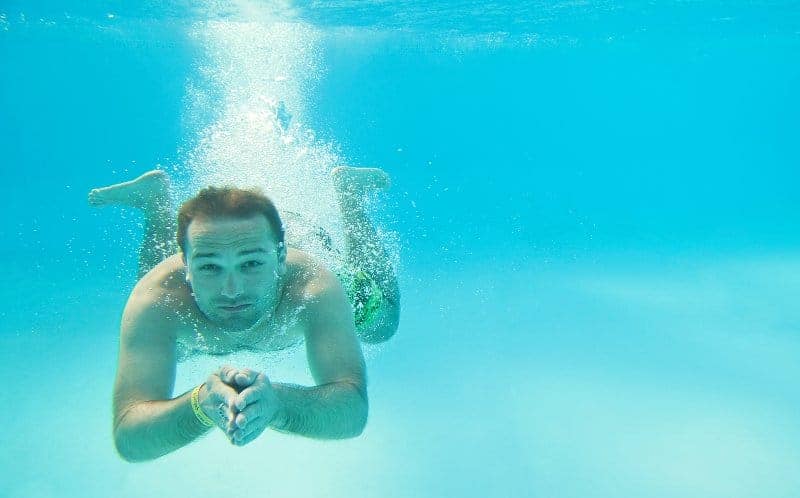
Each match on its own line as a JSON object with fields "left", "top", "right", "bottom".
{"left": 183, "top": 215, "right": 286, "bottom": 332}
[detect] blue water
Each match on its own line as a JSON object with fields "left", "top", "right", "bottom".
{"left": 1, "top": 2, "right": 799, "bottom": 497}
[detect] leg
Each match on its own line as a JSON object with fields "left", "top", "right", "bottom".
{"left": 88, "top": 170, "right": 176, "bottom": 278}
{"left": 331, "top": 166, "right": 400, "bottom": 344}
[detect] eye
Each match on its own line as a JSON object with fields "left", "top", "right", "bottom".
{"left": 199, "top": 263, "right": 220, "bottom": 272}
{"left": 242, "top": 260, "right": 264, "bottom": 270}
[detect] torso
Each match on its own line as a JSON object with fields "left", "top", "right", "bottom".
{"left": 140, "top": 249, "right": 323, "bottom": 359}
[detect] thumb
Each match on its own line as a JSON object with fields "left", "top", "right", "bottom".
{"left": 234, "top": 368, "right": 260, "bottom": 389}
{"left": 216, "top": 365, "right": 239, "bottom": 386}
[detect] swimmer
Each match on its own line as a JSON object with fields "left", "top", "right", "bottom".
{"left": 89, "top": 167, "right": 399, "bottom": 461}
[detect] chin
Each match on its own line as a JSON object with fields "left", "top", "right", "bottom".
{"left": 196, "top": 298, "right": 270, "bottom": 330}
{"left": 217, "top": 314, "right": 259, "bottom": 331}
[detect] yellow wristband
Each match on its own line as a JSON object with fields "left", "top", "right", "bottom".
{"left": 190, "top": 384, "right": 215, "bottom": 427}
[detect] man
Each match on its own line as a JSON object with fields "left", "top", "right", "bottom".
{"left": 88, "top": 166, "right": 399, "bottom": 462}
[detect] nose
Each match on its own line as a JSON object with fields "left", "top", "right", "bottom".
{"left": 221, "top": 272, "right": 243, "bottom": 299}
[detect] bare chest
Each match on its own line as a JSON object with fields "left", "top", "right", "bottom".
{"left": 175, "top": 307, "right": 305, "bottom": 358}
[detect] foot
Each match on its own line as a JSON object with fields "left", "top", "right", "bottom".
{"left": 331, "top": 166, "right": 390, "bottom": 195}
{"left": 88, "top": 170, "right": 170, "bottom": 210}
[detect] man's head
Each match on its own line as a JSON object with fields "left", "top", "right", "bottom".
{"left": 177, "top": 187, "right": 286, "bottom": 331}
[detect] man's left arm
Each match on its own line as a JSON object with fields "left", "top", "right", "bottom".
{"left": 227, "top": 271, "right": 368, "bottom": 444}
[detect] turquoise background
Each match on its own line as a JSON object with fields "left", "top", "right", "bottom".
{"left": 1, "top": 2, "right": 799, "bottom": 497}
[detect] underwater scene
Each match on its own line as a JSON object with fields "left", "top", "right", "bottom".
{"left": 1, "top": 1, "right": 799, "bottom": 497}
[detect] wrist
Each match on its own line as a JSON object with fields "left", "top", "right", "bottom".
{"left": 269, "top": 398, "right": 289, "bottom": 431}
{"left": 190, "top": 384, "right": 215, "bottom": 428}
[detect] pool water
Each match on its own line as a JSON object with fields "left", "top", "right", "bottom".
{"left": 1, "top": 1, "right": 799, "bottom": 497}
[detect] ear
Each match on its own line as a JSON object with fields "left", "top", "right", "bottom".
{"left": 275, "top": 241, "right": 288, "bottom": 276}
{"left": 277, "top": 241, "right": 287, "bottom": 263}
{"left": 181, "top": 253, "right": 192, "bottom": 284}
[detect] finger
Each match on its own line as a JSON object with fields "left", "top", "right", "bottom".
{"left": 234, "top": 374, "right": 268, "bottom": 410}
{"left": 233, "top": 368, "right": 260, "bottom": 389}
{"left": 225, "top": 411, "right": 259, "bottom": 438}
{"left": 234, "top": 388, "right": 257, "bottom": 411}
{"left": 216, "top": 365, "right": 239, "bottom": 385}
{"left": 234, "top": 410, "right": 248, "bottom": 429}
{"left": 230, "top": 417, "right": 265, "bottom": 446}
{"left": 232, "top": 404, "right": 265, "bottom": 429}
{"left": 233, "top": 390, "right": 265, "bottom": 417}
{"left": 235, "top": 428, "right": 265, "bottom": 446}
{"left": 206, "top": 372, "right": 230, "bottom": 392}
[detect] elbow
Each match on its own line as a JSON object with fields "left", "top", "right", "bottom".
{"left": 113, "top": 413, "right": 156, "bottom": 463}
{"left": 114, "top": 447, "right": 141, "bottom": 464}
{"left": 113, "top": 428, "right": 151, "bottom": 463}
{"left": 357, "top": 392, "right": 369, "bottom": 435}
{"left": 113, "top": 431, "right": 139, "bottom": 463}
{"left": 339, "top": 411, "right": 367, "bottom": 439}
{"left": 113, "top": 409, "right": 135, "bottom": 462}
{"left": 346, "top": 383, "right": 369, "bottom": 438}
{"left": 326, "top": 380, "right": 368, "bottom": 439}
{"left": 349, "top": 405, "right": 368, "bottom": 438}
{"left": 354, "top": 415, "right": 367, "bottom": 437}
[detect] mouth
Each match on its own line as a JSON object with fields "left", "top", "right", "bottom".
{"left": 218, "top": 303, "right": 252, "bottom": 313}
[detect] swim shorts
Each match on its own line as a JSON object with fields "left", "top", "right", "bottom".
{"left": 337, "top": 269, "right": 384, "bottom": 328}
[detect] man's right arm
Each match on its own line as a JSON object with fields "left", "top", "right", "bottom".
{"left": 112, "top": 285, "right": 233, "bottom": 462}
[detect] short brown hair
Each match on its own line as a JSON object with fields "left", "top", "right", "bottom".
{"left": 177, "top": 186, "right": 285, "bottom": 255}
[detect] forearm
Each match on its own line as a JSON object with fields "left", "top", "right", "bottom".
{"left": 113, "top": 390, "right": 211, "bottom": 462}
{"left": 271, "top": 381, "right": 368, "bottom": 439}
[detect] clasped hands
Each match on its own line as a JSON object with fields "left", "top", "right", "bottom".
{"left": 198, "top": 365, "right": 284, "bottom": 446}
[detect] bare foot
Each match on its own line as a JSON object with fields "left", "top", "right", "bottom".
{"left": 88, "top": 170, "right": 170, "bottom": 210}
{"left": 331, "top": 166, "right": 390, "bottom": 194}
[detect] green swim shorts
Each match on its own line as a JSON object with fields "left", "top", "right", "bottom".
{"left": 337, "top": 269, "right": 384, "bottom": 328}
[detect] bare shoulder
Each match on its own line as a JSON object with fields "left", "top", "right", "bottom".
{"left": 281, "top": 248, "right": 353, "bottom": 338}
{"left": 284, "top": 248, "right": 347, "bottom": 310}
{"left": 122, "top": 254, "right": 190, "bottom": 339}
